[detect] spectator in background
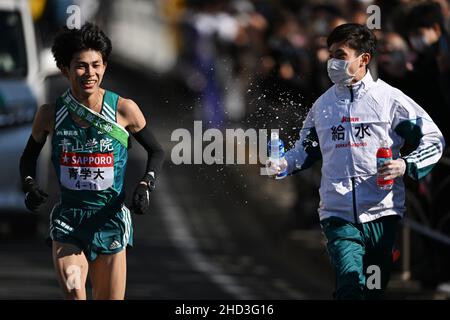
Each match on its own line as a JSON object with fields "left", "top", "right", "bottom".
{"left": 433, "top": 0, "right": 450, "bottom": 32}
{"left": 254, "top": 7, "right": 313, "bottom": 131}
{"left": 179, "top": 0, "right": 243, "bottom": 128}
{"left": 406, "top": 1, "right": 450, "bottom": 142}
{"left": 311, "top": 15, "right": 348, "bottom": 99}
{"left": 266, "top": 10, "right": 312, "bottom": 100}
{"left": 377, "top": 32, "right": 414, "bottom": 94}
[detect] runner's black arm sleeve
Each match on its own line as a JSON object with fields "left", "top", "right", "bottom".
{"left": 132, "top": 124, "right": 165, "bottom": 179}
{"left": 19, "top": 135, "right": 45, "bottom": 190}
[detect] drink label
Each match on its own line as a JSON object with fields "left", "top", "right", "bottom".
{"left": 377, "top": 157, "right": 392, "bottom": 169}
{"left": 269, "top": 141, "right": 285, "bottom": 158}
{"left": 268, "top": 137, "right": 287, "bottom": 179}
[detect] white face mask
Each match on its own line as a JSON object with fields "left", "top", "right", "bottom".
{"left": 327, "top": 54, "right": 363, "bottom": 85}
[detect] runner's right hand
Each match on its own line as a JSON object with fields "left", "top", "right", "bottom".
{"left": 23, "top": 178, "right": 48, "bottom": 212}
{"left": 265, "top": 158, "right": 288, "bottom": 178}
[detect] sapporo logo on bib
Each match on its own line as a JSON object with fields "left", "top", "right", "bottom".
{"left": 60, "top": 152, "right": 114, "bottom": 190}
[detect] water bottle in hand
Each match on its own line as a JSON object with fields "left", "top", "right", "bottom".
{"left": 268, "top": 132, "right": 288, "bottom": 179}
{"left": 377, "top": 140, "right": 394, "bottom": 190}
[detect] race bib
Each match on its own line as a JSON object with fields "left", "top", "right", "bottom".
{"left": 60, "top": 152, "right": 114, "bottom": 190}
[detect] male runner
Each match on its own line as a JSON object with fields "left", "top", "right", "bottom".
{"left": 19, "top": 23, "right": 164, "bottom": 299}
{"left": 267, "top": 24, "right": 445, "bottom": 299}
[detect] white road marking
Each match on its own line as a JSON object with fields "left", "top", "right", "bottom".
{"left": 157, "top": 177, "right": 254, "bottom": 299}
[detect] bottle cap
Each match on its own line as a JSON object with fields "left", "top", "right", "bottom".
{"left": 271, "top": 132, "right": 279, "bottom": 140}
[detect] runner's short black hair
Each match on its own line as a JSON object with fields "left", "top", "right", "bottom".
{"left": 327, "top": 23, "right": 377, "bottom": 56}
{"left": 51, "top": 22, "right": 112, "bottom": 69}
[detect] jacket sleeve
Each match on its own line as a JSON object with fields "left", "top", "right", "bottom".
{"left": 391, "top": 91, "right": 445, "bottom": 180}
{"left": 284, "top": 106, "right": 322, "bottom": 175}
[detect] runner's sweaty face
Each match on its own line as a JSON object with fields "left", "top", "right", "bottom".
{"left": 63, "top": 49, "right": 106, "bottom": 97}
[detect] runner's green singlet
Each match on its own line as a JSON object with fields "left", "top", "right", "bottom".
{"left": 51, "top": 90, "right": 128, "bottom": 209}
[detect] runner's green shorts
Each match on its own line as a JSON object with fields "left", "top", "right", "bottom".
{"left": 47, "top": 202, "right": 133, "bottom": 261}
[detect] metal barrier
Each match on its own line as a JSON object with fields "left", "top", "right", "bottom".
{"left": 400, "top": 155, "right": 450, "bottom": 281}
{"left": 400, "top": 217, "right": 450, "bottom": 280}
{"left": 403, "top": 218, "right": 450, "bottom": 246}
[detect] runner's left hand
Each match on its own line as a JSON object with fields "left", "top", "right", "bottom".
{"left": 23, "top": 177, "right": 48, "bottom": 212}
{"left": 131, "top": 182, "right": 150, "bottom": 215}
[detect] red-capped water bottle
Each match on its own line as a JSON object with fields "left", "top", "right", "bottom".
{"left": 376, "top": 140, "right": 394, "bottom": 190}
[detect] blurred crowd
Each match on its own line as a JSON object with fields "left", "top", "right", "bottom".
{"left": 174, "top": 0, "right": 450, "bottom": 146}
{"left": 27, "top": 0, "right": 450, "bottom": 143}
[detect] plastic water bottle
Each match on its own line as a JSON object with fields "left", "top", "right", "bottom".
{"left": 268, "top": 132, "right": 288, "bottom": 179}
{"left": 376, "top": 140, "right": 394, "bottom": 190}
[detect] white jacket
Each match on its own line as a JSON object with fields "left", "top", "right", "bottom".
{"left": 285, "top": 70, "right": 445, "bottom": 223}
